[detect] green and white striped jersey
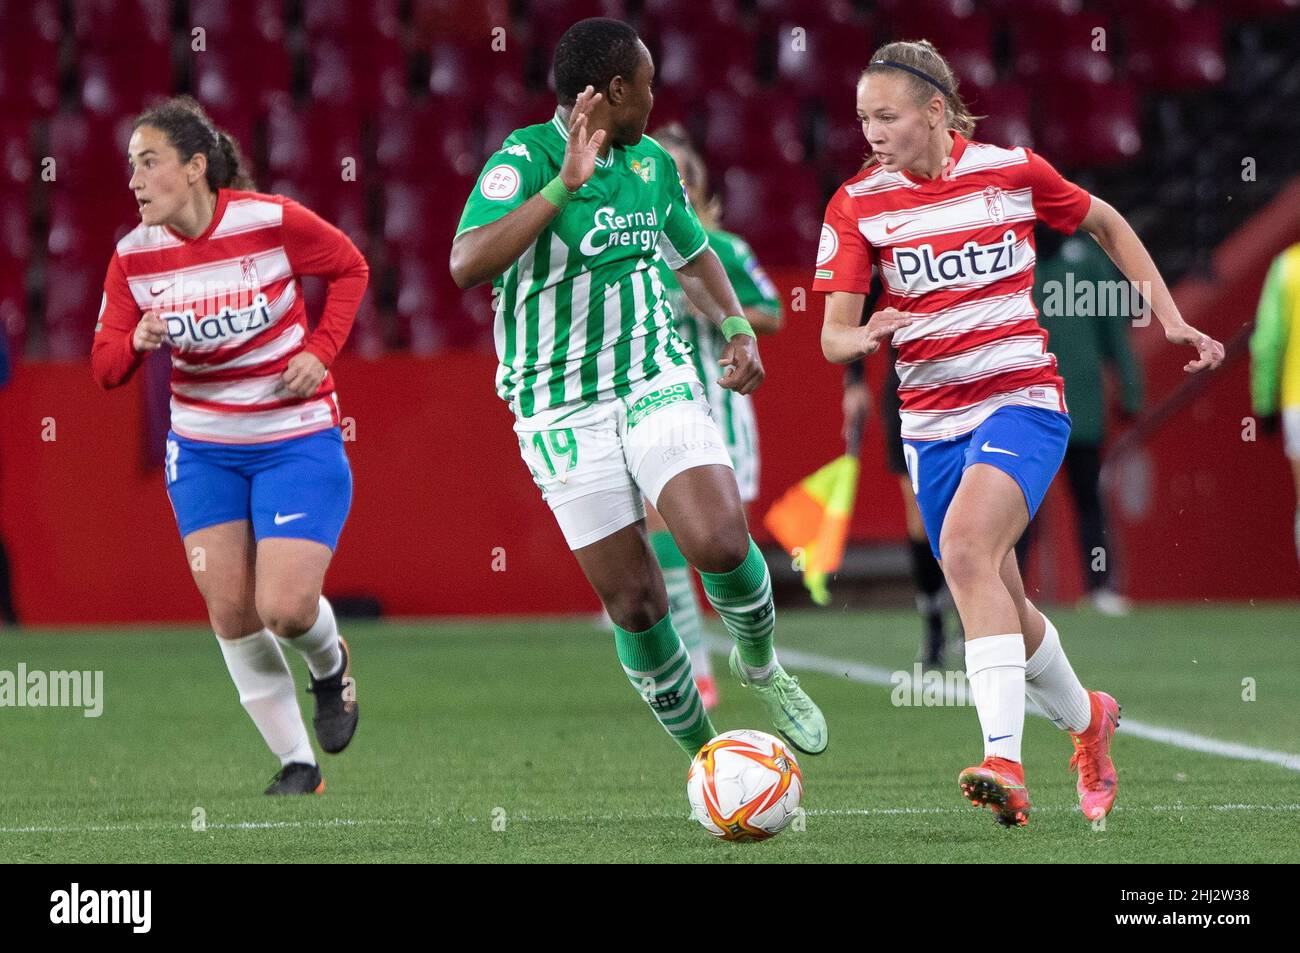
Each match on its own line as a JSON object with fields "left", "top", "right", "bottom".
{"left": 653, "top": 228, "right": 782, "bottom": 440}
{"left": 456, "top": 111, "right": 710, "bottom": 417}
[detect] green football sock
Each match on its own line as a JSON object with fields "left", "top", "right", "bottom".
{"left": 699, "top": 536, "right": 775, "bottom": 672}
{"left": 649, "top": 530, "right": 711, "bottom": 678}
{"left": 614, "top": 613, "right": 716, "bottom": 756}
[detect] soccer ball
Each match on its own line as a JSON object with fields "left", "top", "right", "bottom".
{"left": 687, "top": 729, "right": 803, "bottom": 841}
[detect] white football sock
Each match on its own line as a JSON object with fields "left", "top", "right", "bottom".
{"left": 217, "top": 631, "right": 315, "bottom": 767}
{"left": 965, "top": 633, "right": 1026, "bottom": 762}
{"left": 276, "top": 596, "right": 343, "bottom": 680}
{"left": 1024, "top": 614, "right": 1092, "bottom": 733}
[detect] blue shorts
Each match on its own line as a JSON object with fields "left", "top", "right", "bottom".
{"left": 164, "top": 427, "right": 353, "bottom": 549}
{"left": 902, "top": 406, "right": 1070, "bottom": 561}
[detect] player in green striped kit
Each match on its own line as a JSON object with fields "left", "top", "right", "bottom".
{"left": 450, "top": 18, "right": 826, "bottom": 759}
{"left": 644, "top": 126, "right": 784, "bottom": 710}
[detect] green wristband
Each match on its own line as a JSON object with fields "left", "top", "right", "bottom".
{"left": 540, "top": 176, "right": 577, "bottom": 208}
{"left": 722, "top": 315, "right": 755, "bottom": 340}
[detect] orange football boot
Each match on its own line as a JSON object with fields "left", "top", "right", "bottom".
{"left": 1069, "top": 690, "right": 1121, "bottom": 821}
{"left": 958, "top": 756, "right": 1030, "bottom": 827}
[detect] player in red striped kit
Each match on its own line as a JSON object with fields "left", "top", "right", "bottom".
{"left": 817, "top": 42, "right": 1224, "bottom": 826}
{"left": 92, "top": 97, "right": 368, "bottom": 795}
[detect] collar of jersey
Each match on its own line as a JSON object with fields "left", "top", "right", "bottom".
{"left": 552, "top": 110, "right": 615, "bottom": 168}
{"left": 164, "top": 187, "right": 230, "bottom": 243}
{"left": 896, "top": 130, "right": 968, "bottom": 187}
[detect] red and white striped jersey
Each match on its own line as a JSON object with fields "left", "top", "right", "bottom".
{"left": 813, "top": 132, "right": 1092, "bottom": 441}
{"left": 92, "top": 189, "right": 369, "bottom": 444}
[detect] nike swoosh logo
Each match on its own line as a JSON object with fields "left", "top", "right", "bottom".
{"left": 987, "top": 734, "right": 1013, "bottom": 742}
{"left": 884, "top": 220, "right": 913, "bottom": 234}
{"left": 149, "top": 282, "right": 172, "bottom": 296}
{"left": 273, "top": 512, "right": 307, "bottom": 525}
{"left": 980, "top": 441, "right": 1019, "bottom": 457}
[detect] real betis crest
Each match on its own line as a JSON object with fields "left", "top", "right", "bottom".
{"left": 631, "top": 156, "right": 656, "bottom": 183}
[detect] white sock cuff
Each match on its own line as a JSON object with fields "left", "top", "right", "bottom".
{"left": 964, "top": 633, "right": 1026, "bottom": 678}
{"left": 276, "top": 596, "right": 336, "bottom": 652}
{"left": 1025, "top": 615, "right": 1061, "bottom": 681}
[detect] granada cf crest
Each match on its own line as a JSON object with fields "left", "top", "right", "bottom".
{"left": 983, "top": 186, "right": 1005, "bottom": 223}
{"left": 240, "top": 255, "right": 259, "bottom": 288}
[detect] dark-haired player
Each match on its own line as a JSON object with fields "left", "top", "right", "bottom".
{"left": 451, "top": 19, "right": 826, "bottom": 758}
{"left": 93, "top": 96, "right": 367, "bottom": 795}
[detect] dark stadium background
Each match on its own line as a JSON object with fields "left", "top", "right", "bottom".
{"left": 1, "top": 0, "right": 1298, "bottom": 623}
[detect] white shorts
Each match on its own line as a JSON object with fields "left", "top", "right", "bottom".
{"left": 1285, "top": 407, "right": 1300, "bottom": 460}
{"left": 513, "top": 364, "right": 734, "bottom": 549}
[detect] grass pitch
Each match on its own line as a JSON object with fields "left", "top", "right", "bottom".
{"left": 2, "top": 606, "right": 1297, "bottom": 863}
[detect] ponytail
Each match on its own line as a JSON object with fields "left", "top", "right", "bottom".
{"left": 133, "top": 95, "right": 256, "bottom": 192}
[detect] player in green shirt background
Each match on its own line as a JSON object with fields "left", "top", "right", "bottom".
{"left": 644, "top": 124, "right": 784, "bottom": 710}
{"left": 449, "top": 18, "right": 826, "bottom": 759}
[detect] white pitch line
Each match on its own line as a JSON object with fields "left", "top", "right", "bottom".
{"left": 3, "top": 803, "right": 1300, "bottom": 835}
{"left": 708, "top": 637, "right": 1300, "bottom": 773}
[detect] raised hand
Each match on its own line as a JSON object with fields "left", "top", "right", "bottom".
{"left": 559, "top": 86, "right": 607, "bottom": 191}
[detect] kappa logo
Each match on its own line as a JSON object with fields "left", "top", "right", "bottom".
{"left": 503, "top": 143, "right": 532, "bottom": 161}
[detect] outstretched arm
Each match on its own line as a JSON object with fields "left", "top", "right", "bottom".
{"left": 1079, "top": 195, "right": 1224, "bottom": 373}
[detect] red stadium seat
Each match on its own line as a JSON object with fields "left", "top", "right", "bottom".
{"left": 719, "top": 166, "right": 822, "bottom": 266}
{"left": 704, "top": 90, "right": 806, "bottom": 169}
{"left": 1126, "top": 5, "right": 1226, "bottom": 91}
{"left": 526, "top": 0, "right": 627, "bottom": 52}
{"left": 410, "top": 0, "right": 510, "bottom": 43}
{"left": 1039, "top": 81, "right": 1141, "bottom": 168}
{"left": 78, "top": 50, "right": 175, "bottom": 120}
{"left": 188, "top": 0, "right": 291, "bottom": 109}
{"left": 640, "top": 0, "right": 746, "bottom": 33}
{"left": 773, "top": 21, "right": 875, "bottom": 97}
{"left": 75, "top": 0, "right": 171, "bottom": 58}
{"left": 0, "top": 0, "right": 60, "bottom": 117}
{"left": 43, "top": 256, "right": 101, "bottom": 360}
{"left": 1012, "top": 12, "right": 1115, "bottom": 87}
{"left": 969, "top": 83, "right": 1034, "bottom": 150}
{"left": 0, "top": 186, "right": 30, "bottom": 264}
{"left": 48, "top": 113, "right": 122, "bottom": 195}
{"left": 650, "top": 27, "right": 757, "bottom": 100}
{"left": 0, "top": 256, "right": 26, "bottom": 359}
{"left": 0, "top": 120, "right": 33, "bottom": 188}
{"left": 429, "top": 37, "right": 527, "bottom": 102}
{"left": 378, "top": 99, "right": 482, "bottom": 181}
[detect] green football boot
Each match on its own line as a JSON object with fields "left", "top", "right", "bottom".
{"left": 728, "top": 646, "right": 828, "bottom": 755}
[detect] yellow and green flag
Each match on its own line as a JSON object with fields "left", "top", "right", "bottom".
{"left": 763, "top": 422, "right": 863, "bottom": 605}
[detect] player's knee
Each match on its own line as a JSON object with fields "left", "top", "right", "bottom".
{"left": 938, "top": 536, "right": 997, "bottom": 590}
{"left": 676, "top": 522, "right": 749, "bottom": 574}
{"left": 604, "top": 584, "right": 667, "bottom": 633}
{"left": 207, "top": 599, "right": 257, "bottom": 640}
{"left": 257, "top": 592, "right": 319, "bottom": 639}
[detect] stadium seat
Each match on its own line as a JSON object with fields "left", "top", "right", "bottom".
{"left": 0, "top": 0, "right": 60, "bottom": 118}
{"left": 1126, "top": 5, "right": 1226, "bottom": 91}
{"left": 640, "top": 0, "right": 746, "bottom": 34}
{"left": 704, "top": 90, "right": 807, "bottom": 169}
{"left": 719, "top": 166, "right": 822, "bottom": 266}
{"left": 773, "top": 21, "right": 875, "bottom": 97}
{"left": 43, "top": 256, "right": 100, "bottom": 360}
{"left": 526, "top": 0, "right": 627, "bottom": 52}
{"left": 650, "top": 27, "right": 757, "bottom": 100}
{"left": 78, "top": 50, "right": 175, "bottom": 121}
{"left": 969, "top": 83, "right": 1034, "bottom": 150}
{"left": 1012, "top": 12, "right": 1115, "bottom": 87}
{"left": 1039, "top": 81, "right": 1141, "bottom": 167}
{"left": 410, "top": 0, "right": 510, "bottom": 43}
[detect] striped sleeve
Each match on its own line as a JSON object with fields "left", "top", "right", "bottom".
{"left": 279, "top": 198, "right": 369, "bottom": 367}
{"left": 90, "top": 252, "right": 147, "bottom": 389}
{"left": 657, "top": 151, "right": 708, "bottom": 269}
